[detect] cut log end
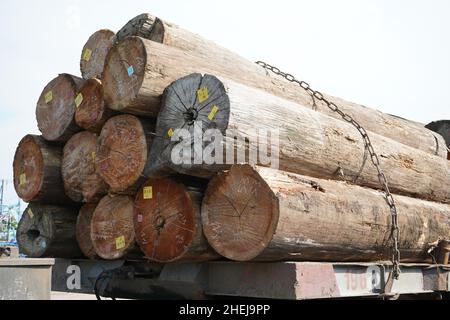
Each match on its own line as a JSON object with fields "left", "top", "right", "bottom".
{"left": 62, "top": 131, "right": 108, "bottom": 203}
{"left": 103, "top": 37, "right": 146, "bottom": 113}
{"left": 97, "top": 115, "right": 150, "bottom": 193}
{"left": 74, "top": 79, "right": 112, "bottom": 133}
{"left": 134, "top": 178, "right": 197, "bottom": 262}
{"left": 202, "top": 165, "right": 279, "bottom": 261}
{"left": 91, "top": 195, "right": 137, "bottom": 260}
{"left": 80, "top": 29, "right": 116, "bottom": 79}
{"left": 17, "top": 204, "right": 81, "bottom": 258}
{"left": 76, "top": 203, "right": 99, "bottom": 259}
{"left": 13, "top": 135, "right": 45, "bottom": 202}
{"left": 36, "top": 74, "right": 83, "bottom": 141}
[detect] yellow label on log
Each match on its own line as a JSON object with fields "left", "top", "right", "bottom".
{"left": 208, "top": 106, "right": 219, "bottom": 121}
{"left": 168, "top": 128, "right": 174, "bottom": 138}
{"left": 45, "top": 91, "right": 53, "bottom": 104}
{"left": 143, "top": 186, "right": 153, "bottom": 200}
{"left": 91, "top": 152, "right": 96, "bottom": 162}
{"left": 197, "top": 87, "right": 209, "bottom": 103}
{"left": 115, "top": 236, "right": 125, "bottom": 250}
{"left": 75, "top": 93, "right": 83, "bottom": 108}
{"left": 83, "top": 48, "right": 92, "bottom": 62}
{"left": 28, "top": 208, "right": 34, "bottom": 219}
{"left": 19, "top": 173, "right": 27, "bottom": 186}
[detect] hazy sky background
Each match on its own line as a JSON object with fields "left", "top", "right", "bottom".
{"left": 0, "top": 0, "right": 449, "bottom": 205}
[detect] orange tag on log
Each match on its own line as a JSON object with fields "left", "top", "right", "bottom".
{"left": 45, "top": 91, "right": 53, "bottom": 104}
{"left": 75, "top": 93, "right": 83, "bottom": 108}
{"left": 19, "top": 173, "right": 27, "bottom": 186}
{"left": 115, "top": 236, "right": 125, "bottom": 250}
{"left": 143, "top": 186, "right": 153, "bottom": 200}
{"left": 197, "top": 87, "right": 209, "bottom": 103}
{"left": 83, "top": 48, "right": 92, "bottom": 62}
{"left": 208, "top": 106, "right": 219, "bottom": 121}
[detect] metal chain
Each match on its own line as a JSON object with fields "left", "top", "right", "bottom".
{"left": 256, "top": 61, "right": 401, "bottom": 280}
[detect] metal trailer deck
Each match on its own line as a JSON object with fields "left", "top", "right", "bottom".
{"left": 50, "top": 259, "right": 450, "bottom": 300}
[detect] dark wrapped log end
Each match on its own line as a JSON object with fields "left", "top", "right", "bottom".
{"left": 17, "top": 203, "right": 82, "bottom": 258}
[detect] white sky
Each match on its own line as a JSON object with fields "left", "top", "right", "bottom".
{"left": 0, "top": 0, "right": 449, "bottom": 204}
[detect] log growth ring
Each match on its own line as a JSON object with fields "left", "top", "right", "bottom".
{"left": 134, "top": 178, "right": 196, "bottom": 262}
{"left": 202, "top": 165, "right": 279, "bottom": 261}
{"left": 13, "top": 135, "right": 44, "bottom": 202}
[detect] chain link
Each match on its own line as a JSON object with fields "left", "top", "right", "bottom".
{"left": 257, "top": 61, "right": 401, "bottom": 280}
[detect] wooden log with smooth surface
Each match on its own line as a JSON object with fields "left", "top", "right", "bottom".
{"left": 80, "top": 29, "right": 116, "bottom": 80}
{"left": 91, "top": 195, "right": 141, "bottom": 260}
{"left": 202, "top": 165, "right": 450, "bottom": 263}
{"left": 76, "top": 203, "right": 99, "bottom": 259}
{"left": 17, "top": 203, "right": 82, "bottom": 258}
{"left": 97, "top": 115, "right": 155, "bottom": 194}
{"left": 36, "top": 74, "right": 84, "bottom": 142}
{"left": 134, "top": 177, "right": 217, "bottom": 262}
{"left": 13, "top": 135, "right": 70, "bottom": 204}
{"left": 150, "top": 74, "right": 450, "bottom": 203}
{"left": 75, "top": 79, "right": 116, "bottom": 133}
{"left": 102, "top": 35, "right": 446, "bottom": 158}
{"left": 62, "top": 131, "right": 108, "bottom": 203}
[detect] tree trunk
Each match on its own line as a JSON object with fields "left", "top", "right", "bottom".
{"left": 62, "top": 131, "right": 108, "bottom": 203}
{"left": 202, "top": 165, "right": 450, "bottom": 263}
{"left": 16, "top": 203, "right": 82, "bottom": 258}
{"left": 91, "top": 195, "right": 142, "bottom": 260}
{"left": 13, "top": 135, "right": 72, "bottom": 204}
{"left": 80, "top": 29, "right": 116, "bottom": 80}
{"left": 134, "top": 176, "right": 218, "bottom": 262}
{"left": 36, "top": 74, "right": 84, "bottom": 142}
{"left": 75, "top": 78, "right": 117, "bottom": 133}
{"left": 149, "top": 74, "right": 450, "bottom": 204}
{"left": 97, "top": 115, "right": 155, "bottom": 194}
{"left": 426, "top": 120, "right": 450, "bottom": 160}
{"left": 76, "top": 203, "right": 99, "bottom": 260}
{"left": 102, "top": 36, "right": 447, "bottom": 158}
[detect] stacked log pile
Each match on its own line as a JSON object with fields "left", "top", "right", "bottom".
{"left": 13, "top": 13, "right": 450, "bottom": 267}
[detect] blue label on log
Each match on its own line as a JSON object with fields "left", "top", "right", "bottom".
{"left": 127, "top": 66, "right": 134, "bottom": 77}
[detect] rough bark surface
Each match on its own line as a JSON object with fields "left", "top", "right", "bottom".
{"left": 202, "top": 165, "right": 450, "bottom": 263}
{"left": 134, "top": 177, "right": 217, "bottom": 262}
{"left": 97, "top": 115, "right": 155, "bottom": 194}
{"left": 17, "top": 203, "right": 82, "bottom": 258}
{"left": 426, "top": 120, "right": 450, "bottom": 160}
{"left": 75, "top": 79, "right": 116, "bottom": 133}
{"left": 13, "top": 135, "right": 71, "bottom": 204}
{"left": 80, "top": 29, "right": 116, "bottom": 79}
{"left": 149, "top": 74, "right": 450, "bottom": 203}
{"left": 91, "top": 195, "right": 142, "bottom": 260}
{"left": 36, "top": 74, "right": 84, "bottom": 142}
{"left": 76, "top": 203, "right": 99, "bottom": 259}
{"left": 102, "top": 35, "right": 446, "bottom": 157}
{"left": 62, "top": 131, "right": 108, "bottom": 203}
